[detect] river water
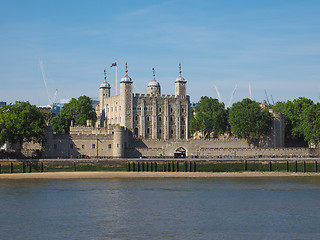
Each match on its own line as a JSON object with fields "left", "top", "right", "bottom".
{"left": 1, "top": 177, "right": 320, "bottom": 239}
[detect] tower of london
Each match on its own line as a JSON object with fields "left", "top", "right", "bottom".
{"left": 96, "top": 63, "right": 190, "bottom": 140}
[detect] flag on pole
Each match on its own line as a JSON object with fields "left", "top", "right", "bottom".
{"left": 110, "top": 62, "right": 117, "bottom": 67}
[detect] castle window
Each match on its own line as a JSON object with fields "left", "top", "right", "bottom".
{"left": 147, "top": 128, "right": 150, "bottom": 134}
{"left": 159, "top": 116, "right": 162, "bottom": 121}
{"left": 146, "top": 116, "right": 150, "bottom": 121}
{"left": 171, "top": 129, "right": 174, "bottom": 134}
{"left": 135, "top": 115, "right": 138, "bottom": 121}
{"left": 92, "top": 144, "right": 95, "bottom": 149}
{"left": 182, "top": 108, "right": 184, "bottom": 113}
{"left": 181, "top": 117, "right": 184, "bottom": 122}
{"left": 82, "top": 145, "right": 85, "bottom": 149}
{"left": 170, "top": 108, "right": 173, "bottom": 113}
{"left": 108, "top": 144, "right": 112, "bottom": 149}
{"left": 159, "top": 129, "right": 161, "bottom": 134}
{"left": 170, "top": 116, "right": 173, "bottom": 122}
{"left": 181, "top": 130, "right": 184, "bottom": 134}
{"left": 159, "top": 107, "right": 162, "bottom": 112}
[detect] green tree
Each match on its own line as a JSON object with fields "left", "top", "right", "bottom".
{"left": 228, "top": 98, "right": 272, "bottom": 140}
{"left": 284, "top": 97, "right": 314, "bottom": 138}
{"left": 0, "top": 101, "right": 46, "bottom": 149}
{"left": 51, "top": 95, "right": 97, "bottom": 133}
{"left": 301, "top": 103, "right": 320, "bottom": 146}
{"left": 190, "top": 96, "right": 228, "bottom": 138}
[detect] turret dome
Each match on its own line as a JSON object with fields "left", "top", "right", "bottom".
{"left": 120, "top": 62, "right": 132, "bottom": 83}
{"left": 148, "top": 78, "right": 160, "bottom": 87}
{"left": 100, "top": 81, "right": 110, "bottom": 88}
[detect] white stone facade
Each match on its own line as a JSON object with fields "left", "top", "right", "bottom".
{"left": 96, "top": 63, "right": 190, "bottom": 140}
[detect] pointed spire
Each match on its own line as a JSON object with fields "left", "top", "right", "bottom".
{"left": 152, "top": 67, "right": 155, "bottom": 79}
{"left": 125, "top": 62, "right": 128, "bottom": 75}
{"left": 179, "top": 62, "right": 182, "bottom": 76}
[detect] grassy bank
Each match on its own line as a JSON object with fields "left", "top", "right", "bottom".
{"left": 0, "top": 160, "right": 319, "bottom": 174}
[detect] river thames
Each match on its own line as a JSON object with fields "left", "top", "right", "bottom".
{"left": 1, "top": 177, "right": 320, "bottom": 239}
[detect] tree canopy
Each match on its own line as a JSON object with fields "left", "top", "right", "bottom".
{"left": 283, "top": 97, "right": 314, "bottom": 139}
{"left": 0, "top": 101, "right": 46, "bottom": 148}
{"left": 189, "top": 96, "right": 228, "bottom": 138}
{"left": 301, "top": 103, "right": 320, "bottom": 146}
{"left": 50, "top": 95, "right": 97, "bottom": 133}
{"left": 228, "top": 98, "right": 272, "bottom": 140}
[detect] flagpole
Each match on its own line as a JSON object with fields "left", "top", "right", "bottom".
{"left": 116, "top": 61, "right": 118, "bottom": 95}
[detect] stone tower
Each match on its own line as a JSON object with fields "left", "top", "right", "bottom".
{"left": 147, "top": 67, "right": 161, "bottom": 96}
{"left": 99, "top": 69, "right": 111, "bottom": 127}
{"left": 175, "top": 63, "right": 187, "bottom": 97}
{"left": 120, "top": 62, "right": 133, "bottom": 130}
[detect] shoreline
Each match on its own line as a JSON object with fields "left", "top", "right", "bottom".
{"left": 1, "top": 171, "right": 320, "bottom": 179}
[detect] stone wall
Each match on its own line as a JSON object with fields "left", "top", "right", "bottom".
{"left": 128, "top": 138, "right": 312, "bottom": 158}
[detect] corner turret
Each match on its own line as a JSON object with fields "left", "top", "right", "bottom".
{"left": 175, "top": 62, "right": 187, "bottom": 97}
{"left": 147, "top": 67, "right": 161, "bottom": 96}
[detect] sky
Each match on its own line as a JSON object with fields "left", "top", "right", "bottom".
{"left": 1, "top": 0, "right": 320, "bottom": 106}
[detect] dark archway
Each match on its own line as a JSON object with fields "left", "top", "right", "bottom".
{"left": 134, "top": 128, "right": 138, "bottom": 137}
{"left": 174, "top": 147, "right": 186, "bottom": 158}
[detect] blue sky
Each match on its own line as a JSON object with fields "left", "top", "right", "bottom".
{"left": 1, "top": 0, "right": 320, "bottom": 106}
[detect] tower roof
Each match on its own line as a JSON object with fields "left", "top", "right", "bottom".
{"left": 148, "top": 67, "right": 160, "bottom": 88}
{"left": 100, "top": 69, "right": 110, "bottom": 88}
{"left": 175, "top": 62, "right": 186, "bottom": 83}
{"left": 121, "top": 62, "right": 132, "bottom": 83}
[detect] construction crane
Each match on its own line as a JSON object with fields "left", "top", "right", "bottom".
{"left": 39, "top": 60, "right": 58, "bottom": 107}
{"left": 264, "top": 89, "right": 270, "bottom": 105}
{"left": 133, "top": 83, "right": 143, "bottom": 94}
{"left": 270, "top": 94, "right": 275, "bottom": 105}
{"left": 214, "top": 84, "right": 222, "bottom": 103}
{"left": 227, "top": 84, "right": 237, "bottom": 108}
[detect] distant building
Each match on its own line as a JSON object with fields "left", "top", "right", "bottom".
{"left": 0, "top": 101, "right": 6, "bottom": 107}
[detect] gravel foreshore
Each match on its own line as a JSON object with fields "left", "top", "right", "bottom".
{"left": 0, "top": 171, "right": 320, "bottom": 179}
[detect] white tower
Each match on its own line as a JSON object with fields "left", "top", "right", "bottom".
{"left": 175, "top": 63, "right": 187, "bottom": 97}
{"left": 120, "top": 62, "right": 133, "bottom": 130}
{"left": 99, "top": 69, "right": 111, "bottom": 127}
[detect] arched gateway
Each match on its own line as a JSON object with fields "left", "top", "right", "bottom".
{"left": 174, "top": 147, "right": 186, "bottom": 158}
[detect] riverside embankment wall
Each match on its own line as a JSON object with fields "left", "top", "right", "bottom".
{"left": 129, "top": 139, "right": 314, "bottom": 158}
